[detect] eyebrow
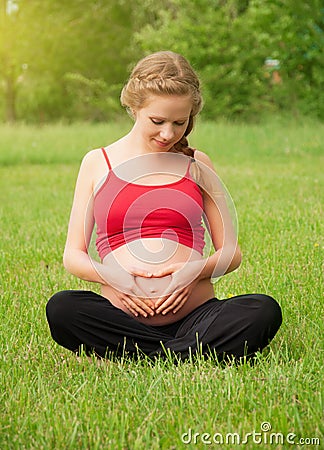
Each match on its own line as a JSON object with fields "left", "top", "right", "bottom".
{"left": 150, "top": 115, "right": 189, "bottom": 121}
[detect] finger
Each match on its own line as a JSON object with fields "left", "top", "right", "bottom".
{"left": 120, "top": 299, "right": 139, "bottom": 317}
{"left": 129, "top": 295, "right": 155, "bottom": 316}
{"left": 160, "top": 291, "right": 188, "bottom": 315}
{"left": 155, "top": 290, "right": 183, "bottom": 315}
{"left": 154, "top": 280, "right": 180, "bottom": 309}
{"left": 155, "top": 295, "right": 174, "bottom": 314}
{"left": 172, "top": 294, "right": 189, "bottom": 313}
{"left": 123, "top": 296, "right": 150, "bottom": 317}
{"left": 130, "top": 290, "right": 155, "bottom": 311}
{"left": 152, "top": 265, "right": 176, "bottom": 278}
{"left": 130, "top": 285, "right": 155, "bottom": 308}
{"left": 129, "top": 266, "right": 153, "bottom": 278}
{"left": 153, "top": 294, "right": 170, "bottom": 310}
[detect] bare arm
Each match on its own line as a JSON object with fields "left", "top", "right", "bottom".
{"left": 62, "top": 150, "right": 155, "bottom": 317}
{"left": 193, "top": 150, "right": 242, "bottom": 280}
{"left": 153, "top": 151, "right": 242, "bottom": 315}
{"left": 63, "top": 151, "right": 105, "bottom": 283}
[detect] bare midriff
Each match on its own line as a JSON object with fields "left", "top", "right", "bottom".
{"left": 101, "top": 238, "right": 214, "bottom": 326}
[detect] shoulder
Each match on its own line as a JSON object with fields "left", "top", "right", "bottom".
{"left": 77, "top": 148, "right": 109, "bottom": 179}
{"left": 80, "top": 148, "right": 103, "bottom": 168}
{"left": 191, "top": 149, "right": 221, "bottom": 192}
{"left": 193, "top": 149, "right": 216, "bottom": 171}
{"left": 75, "top": 148, "right": 106, "bottom": 191}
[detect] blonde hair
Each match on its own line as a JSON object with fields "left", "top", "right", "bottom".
{"left": 120, "top": 51, "right": 203, "bottom": 156}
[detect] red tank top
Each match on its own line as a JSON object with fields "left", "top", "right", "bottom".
{"left": 94, "top": 148, "right": 205, "bottom": 259}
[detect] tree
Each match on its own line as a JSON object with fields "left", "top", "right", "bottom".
{"left": 0, "top": 0, "right": 137, "bottom": 122}
{"left": 1, "top": 0, "right": 322, "bottom": 122}
{"left": 0, "top": 0, "right": 26, "bottom": 121}
{"left": 248, "top": 0, "right": 324, "bottom": 118}
{"left": 133, "top": 0, "right": 324, "bottom": 120}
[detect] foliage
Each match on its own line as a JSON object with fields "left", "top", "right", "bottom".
{"left": 133, "top": 0, "right": 324, "bottom": 120}
{"left": 0, "top": 0, "right": 135, "bottom": 122}
{"left": 0, "top": 0, "right": 323, "bottom": 122}
{"left": 63, "top": 73, "right": 123, "bottom": 121}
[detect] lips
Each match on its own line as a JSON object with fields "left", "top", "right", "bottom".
{"left": 154, "top": 139, "right": 172, "bottom": 148}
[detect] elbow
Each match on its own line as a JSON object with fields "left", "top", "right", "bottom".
{"left": 232, "top": 246, "right": 242, "bottom": 270}
{"left": 63, "top": 249, "right": 74, "bottom": 275}
{"left": 226, "top": 244, "right": 242, "bottom": 273}
{"left": 63, "top": 253, "right": 68, "bottom": 271}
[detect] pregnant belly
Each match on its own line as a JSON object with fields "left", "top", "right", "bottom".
{"left": 101, "top": 238, "right": 214, "bottom": 325}
{"left": 135, "top": 274, "right": 172, "bottom": 298}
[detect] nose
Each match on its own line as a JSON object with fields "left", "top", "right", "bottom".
{"left": 159, "top": 124, "right": 175, "bottom": 141}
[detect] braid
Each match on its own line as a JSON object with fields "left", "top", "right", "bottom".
{"left": 120, "top": 51, "right": 203, "bottom": 157}
{"left": 172, "top": 116, "right": 195, "bottom": 157}
{"left": 173, "top": 137, "right": 194, "bottom": 157}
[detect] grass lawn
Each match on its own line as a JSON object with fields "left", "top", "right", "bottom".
{"left": 0, "top": 119, "right": 323, "bottom": 449}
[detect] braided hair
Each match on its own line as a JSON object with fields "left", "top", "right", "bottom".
{"left": 120, "top": 51, "right": 203, "bottom": 157}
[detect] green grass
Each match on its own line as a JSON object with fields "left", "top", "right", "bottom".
{"left": 0, "top": 119, "right": 323, "bottom": 449}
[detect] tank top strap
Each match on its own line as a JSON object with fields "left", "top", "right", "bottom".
{"left": 101, "top": 147, "right": 112, "bottom": 170}
{"left": 185, "top": 152, "right": 196, "bottom": 177}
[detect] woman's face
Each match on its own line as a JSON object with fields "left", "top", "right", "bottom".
{"left": 133, "top": 95, "right": 192, "bottom": 152}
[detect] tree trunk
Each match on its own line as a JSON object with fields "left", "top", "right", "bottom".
{"left": 5, "top": 74, "right": 16, "bottom": 122}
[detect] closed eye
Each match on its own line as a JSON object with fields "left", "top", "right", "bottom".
{"left": 151, "top": 119, "right": 164, "bottom": 125}
{"left": 150, "top": 118, "right": 186, "bottom": 126}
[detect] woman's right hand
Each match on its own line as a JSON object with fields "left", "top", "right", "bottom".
{"left": 114, "top": 287, "right": 156, "bottom": 318}
{"left": 96, "top": 262, "right": 156, "bottom": 318}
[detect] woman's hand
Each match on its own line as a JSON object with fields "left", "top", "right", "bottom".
{"left": 152, "top": 260, "right": 206, "bottom": 315}
{"left": 97, "top": 263, "right": 156, "bottom": 318}
{"left": 116, "top": 289, "right": 155, "bottom": 319}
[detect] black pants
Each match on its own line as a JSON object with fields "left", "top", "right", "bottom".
{"left": 46, "top": 290, "right": 282, "bottom": 362}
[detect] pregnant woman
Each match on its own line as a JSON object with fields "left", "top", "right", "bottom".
{"left": 46, "top": 51, "right": 282, "bottom": 362}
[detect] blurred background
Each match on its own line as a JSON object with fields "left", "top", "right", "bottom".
{"left": 1, "top": 0, "right": 323, "bottom": 124}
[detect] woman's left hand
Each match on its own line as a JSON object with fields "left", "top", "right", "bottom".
{"left": 152, "top": 260, "right": 206, "bottom": 315}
